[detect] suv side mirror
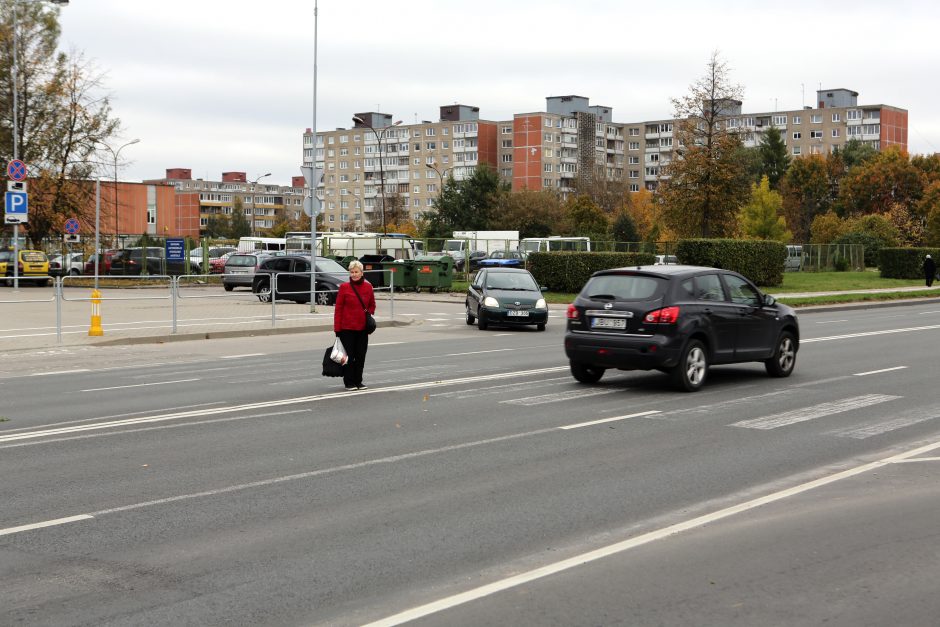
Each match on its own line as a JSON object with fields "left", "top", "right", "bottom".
{"left": 763, "top": 294, "right": 776, "bottom": 307}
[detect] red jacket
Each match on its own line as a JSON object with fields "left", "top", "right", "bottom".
{"left": 334, "top": 279, "right": 376, "bottom": 332}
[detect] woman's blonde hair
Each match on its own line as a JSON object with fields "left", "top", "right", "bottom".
{"left": 347, "top": 259, "right": 364, "bottom": 272}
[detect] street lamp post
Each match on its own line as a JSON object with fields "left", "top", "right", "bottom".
{"left": 425, "top": 160, "right": 449, "bottom": 208}
{"left": 352, "top": 116, "right": 401, "bottom": 235}
{"left": 248, "top": 172, "right": 271, "bottom": 237}
{"left": 98, "top": 139, "right": 140, "bottom": 247}
{"left": 8, "top": 0, "right": 68, "bottom": 290}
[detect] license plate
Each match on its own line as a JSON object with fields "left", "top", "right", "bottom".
{"left": 507, "top": 310, "right": 529, "bottom": 317}
{"left": 591, "top": 317, "right": 626, "bottom": 329}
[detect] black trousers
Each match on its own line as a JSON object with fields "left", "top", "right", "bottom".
{"left": 337, "top": 329, "right": 369, "bottom": 388}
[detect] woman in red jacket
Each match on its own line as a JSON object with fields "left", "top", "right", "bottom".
{"left": 334, "top": 259, "right": 376, "bottom": 390}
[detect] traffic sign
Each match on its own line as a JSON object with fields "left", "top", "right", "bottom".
{"left": 64, "top": 218, "right": 80, "bottom": 234}
{"left": 7, "top": 180, "right": 26, "bottom": 192}
{"left": 7, "top": 159, "right": 27, "bottom": 181}
{"left": 303, "top": 194, "right": 322, "bottom": 217}
{"left": 166, "top": 238, "right": 185, "bottom": 262}
{"left": 64, "top": 234, "right": 81, "bottom": 243}
{"left": 5, "top": 191, "right": 28, "bottom": 224}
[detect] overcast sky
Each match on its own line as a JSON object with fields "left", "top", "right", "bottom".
{"left": 57, "top": 0, "right": 940, "bottom": 186}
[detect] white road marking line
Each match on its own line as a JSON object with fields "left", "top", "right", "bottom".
{"left": 0, "top": 515, "right": 94, "bottom": 537}
{"left": 220, "top": 353, "right": 265, "bottom": 359}
{"left": 502, "top": 388, "right": 619, "bottom": 406}
{"left": 29, "top": 369, "right": 90, "bottom": 376}
{"left": 362, "top": 437, "right": 940, "bottom": 627}
{"left": 854, "top": 366, "right": 907, "bottom": 376}
{"left": 0, "top": 402, "right": 226, "bottom": 434}
{"left": 79, "top": 378, "right": 201, "bottom": 393}
{"left": 803, "top": 323, "right": 940, "bottom": 342}
{"left": 814, "top": 319, "right": 848, "bottom": 324}
{"left": 1, "top": 367, "right": 568, "bottom": 443}
{"left": 426, "top": 318, "right": 451, "bottom": 321}
{"left": 445, "top": 348, "right": 515, "bottom": 357}
{"left": 918, "top": 310, "right": 940, "bottom": 315}
{"left": 894, "top": 457, "right": 940, "bottom": 463}
{"left": 560, "top": 410, "right": 661, "bottom": 430}
{"left": 827, "top": 405, "right": 940, "bottom": 439}
{"left": 730, "top": 394, "right": 901, "bottom": 430}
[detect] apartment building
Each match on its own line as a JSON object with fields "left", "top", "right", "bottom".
{"left": 640, "top": 88, "right": 907, "bottom": 190}
{"left": 144, "top": 169, "right": 306, "bottom": 233}
{"left": 302, "top": 105, "right": 499, "bottom": 232}
{"left": 304, "top": 88, "right": 907, "bottom": 218}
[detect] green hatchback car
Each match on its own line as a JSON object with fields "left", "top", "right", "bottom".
{"left": 465, "top": 267, "right": 548, "bottom": 331}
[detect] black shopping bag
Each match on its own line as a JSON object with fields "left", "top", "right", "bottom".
{"left": 322, "top": 346, "right": 344, "bottom": 377}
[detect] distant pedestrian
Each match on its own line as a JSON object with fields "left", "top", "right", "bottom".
{"left": 924, "top": 254, "right": 936, "bottom": 287}
{"left": 334, "top": 259, "right": 376, "bottom": 391}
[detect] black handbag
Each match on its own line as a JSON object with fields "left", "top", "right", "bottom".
{"left": 322, "top": 346, "right": 344, "bottom": 377}
{"left": 350, "top": 284, "right": 377, "bottom": 335}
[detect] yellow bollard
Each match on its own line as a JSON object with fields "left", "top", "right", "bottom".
{"left": 88, "top": 289, "right": 104, "bottom": 336}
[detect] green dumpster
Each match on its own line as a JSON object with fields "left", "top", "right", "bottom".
{"left": 435, "top": 255, "right": 454, "bottom": 290}
{"left": 339, "top": 256, "right": 357, "bottom": 269}
{"left": 383, "top": 260, "right": 416, "bottom": 292}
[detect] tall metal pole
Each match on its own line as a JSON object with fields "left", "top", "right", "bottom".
{"left": 11, "top": 0, "right": 20, "bottom": 289}
{"left": 308, "top": 0, "right": 318, "bottom": 313}
{"left": 93, "top": 177, "right": 100, "bottom": 290}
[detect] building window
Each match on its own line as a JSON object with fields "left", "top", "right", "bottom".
{"left": 811, "top": 114, "right": 822, "bottom": 123}
{"left": 847, "top": 109, "right": 861, "bottom": 120}
{"left": 502, "top": 126, "right": 512, "bottom": 134}
{"left": 501, "top": 154, "right": 512, "bottom": 162}
{"left": 501, "top": 139, "right": 512, "bottom": 148}
{"left": 793, "top": 146, "right": 801, "bottom": 155}
{"left": 832, "top": 128, "right": 840, "bottom": 137}
{"left": 832, "top": 113, "right": 841, "bottom": 122}
{"left": 629, "top": 142, "right": 640, "bottom": 150}
{"left": 629, "top": 184, "right": 640, "bottom": 192}
{"left": 630, "top": 128, "right": 639, "bottom": 136}
{"left": 810, "top": 130, "right": 823, "bottom": 139}
{"left": 772, "top": 115, "right": 787, "bottom": 126}
{"left": 792, "top": 132, "right": 801, "bottom": 140}
{"left": 629, "top": 170, "right": 639, "bottom": 179}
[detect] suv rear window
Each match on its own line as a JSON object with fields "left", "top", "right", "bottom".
{"left": 582, "top": 274, "right": 665, "bottom": 300}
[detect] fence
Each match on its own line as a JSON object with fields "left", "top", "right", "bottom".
{"left": 0, "top": 271, "right": 397, "bottom": 349}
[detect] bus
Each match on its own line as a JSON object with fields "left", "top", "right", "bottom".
{"left": 520, "top": 236, "right": 592, "bottom": 254}
{"left": 236, "top": 236, "right": 287, "bottom": 253}
{"left": 286, "top": 231, "right": 420, "bottom": 259}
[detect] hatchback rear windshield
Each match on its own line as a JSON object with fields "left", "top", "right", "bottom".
{"left": 582, "top": 274, "right": 666, "bottom": 300}
{"left": 22, "top": 251, "right": 47, "bottom": 262}
{"left": 226, "top": 254, "right": 262, "bottom": 267}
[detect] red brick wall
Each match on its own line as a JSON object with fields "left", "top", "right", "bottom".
{"left": 477, "top": 122, "right": 498, "bottom": 169}
{"left": 880, "top": 107, "right": 908, "bottom": 151}
{"left": 513, "top": 115, "right": 543, "bottom": 191}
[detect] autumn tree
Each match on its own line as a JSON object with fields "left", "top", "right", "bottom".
{"left": 836, "top": 147, "right": 925, "bottom": 216}
{"left": 564, "top": 194, "right": 609, "bottom": 238}
{"left": 919, "top": 181, "right": 940, "bottom": 245}
{"left": 837, "top": 139, "right": 878, "bottom": 170}
{"left": 809, "top": 212, "right": 847, "bottom": 244}
{"left": 739, "top": 175, "right": 791, "bottom": 242}
{"left": 1, "top": 3, "right": 120, "bottom": 244}
{"left": 229, "top": 197, "right": 251, "bottom": 238}
{"left": 757, "top": 126, "right": 790, "bottom": 189}
{"left": 780, "top": 155, "right": 832, "bottom": 242}
{"left": 659, "top": 51, "right": 751, "bottom": 238}
{"left": 491, "top": 189, "right": 567, "bottom": 237}
{"left": 424, "top": 164, "right": 507, "bottom": 239}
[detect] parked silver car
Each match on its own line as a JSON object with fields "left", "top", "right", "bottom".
{"left": 222, "top": 252, "right": 273, "bottom": 291}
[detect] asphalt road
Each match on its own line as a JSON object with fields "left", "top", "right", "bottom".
{"left": 2, "top": 300, "right": 940, "bottom": 626}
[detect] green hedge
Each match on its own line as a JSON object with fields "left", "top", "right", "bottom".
{"left": 675, "top": 239, "right": 786, "bottom": 287}
{"left": 527, "top": 251, "right": 655, "bottom": 292}
{"left": 878, "top": 247, "right": 940, "bottom": 279}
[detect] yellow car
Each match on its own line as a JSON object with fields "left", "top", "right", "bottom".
{"left": 1, "top": 249, "right": 51, "bottom": 286}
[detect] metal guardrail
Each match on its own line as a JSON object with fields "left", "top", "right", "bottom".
{"left": 0, "top": 271, "right": 399, "bottom": 343}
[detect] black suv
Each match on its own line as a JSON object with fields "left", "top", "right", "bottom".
{"left": 252, "top": 255, "right": 349, "bottom": 305}
{"left": 564, "top": 265, "right": 799, "bottom": 391}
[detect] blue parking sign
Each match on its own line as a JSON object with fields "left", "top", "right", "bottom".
{"left": 4, "top": 191, "right": 28, "bottom": 224}
{"left": 165, "top": 238, "right": 185, "bottom": 262}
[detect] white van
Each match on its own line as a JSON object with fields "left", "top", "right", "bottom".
{"left": 784, "top": 245, "right": 803, "bottom": 271}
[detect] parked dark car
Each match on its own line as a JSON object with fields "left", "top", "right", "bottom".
{"left": 251, "top": 255, "right": 350, "bottom": 305}
{"left": 476, "top": 249, "right": 526, "bottom": 268}
{"left": 466, "top": 267, "right": 548, "bottom": 331}
{"left": 191, "top": 246, "right": 236, "bottom": 273}
{"left": 564, "top": 265, "right": 799, "bottom": 391}
{"left": 109, "top": 247, "right": 193, "bottom": 276}
{"left": 454, "top": 250, "right": 488, "bottom": 273}
{"left": 83, "top": 250, "right": 118, "bottom": 275}
{"left": 222, "top": 252, "right": 273, "bottom": 291}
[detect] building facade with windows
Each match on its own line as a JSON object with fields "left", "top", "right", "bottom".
{"left": 144, "top": 169, "right": 306, "bottom": 234}
{"left": 304, "top": 88, "right": 907, "bottom": 219}
{"left": 302, "top": 105, "right": 500, "bottom": 232}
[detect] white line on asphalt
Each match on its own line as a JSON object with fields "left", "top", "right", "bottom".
{"left": 894, "top": 457, "right": 940, "bottom": 463}
{"left": 814, "top": 319, "right": 848, "bottom": 324}
{"left": 445, "top": 348, "right": 515, "bottom": 356}
{"left": 29, "top": 369, "right": 90, "bottom": 376}
{"left": 79, "top": 378, "right": 201, "bottom": 393}
{"left": 1, "top": 367, "right": 569, "bottom": 443}
{"left": 854, "top": 366, "right": 907, "bottom": 376}
{"left": 0, "top": 402, "right": 226, "bottom": 434}
{"left": 502, "top": 388, "right": 619, "bottom": 406}
{"left": 361, "top": 437, "right": 940, "bottom": 627}
{"left": 560, "top": 410, "right": 661, "bottom": 430}
{"left": 0, "top": 514, "right": 94, "bottom": 537}
{"left": 220, "top": 353, "right": 265, "bottom": 359}
{"left": 803, "top": 323, "right": 940, "bottom": 342}
{"left": 730, "top": 394, "right": 901, "bottom": 430}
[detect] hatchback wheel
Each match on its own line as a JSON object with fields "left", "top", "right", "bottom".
{"left": 570, "top": 361, "right": 604, "bottom": 384}
{"left": 256, "top": 282, "right": 273, "bottom": 303}
{"left": 765, "top": 331, "right": 797, "bottom": 377}
{"left": 672, "top": 339, "right": 707, "bottom": 392}
{"left": 477, "top": 312, "right": 488, "bottom": 330}
{"left": 466, "top": 307, "right": 475, "bottom": 325}
{"left": 223, "top": 283, "right": 234, "bottom": 292}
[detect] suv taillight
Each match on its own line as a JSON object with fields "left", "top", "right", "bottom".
{"left": 644, "top": 306, "right": 679, "bottom": 324}
{"left": 566, "top": 304, "right": 579, "bottom": 320}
